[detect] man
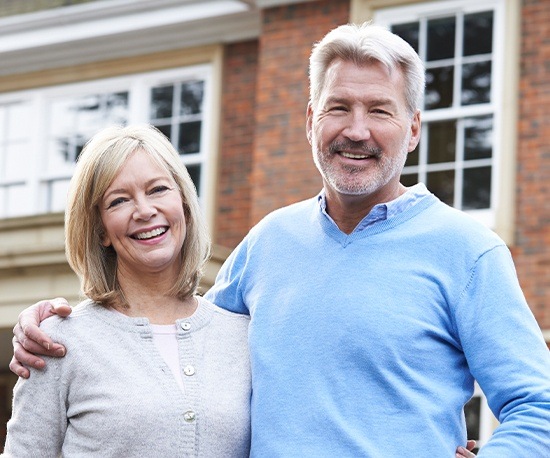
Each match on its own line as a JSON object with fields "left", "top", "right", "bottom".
{"left": 11, "top": 23, "right": 550, "bottom": 456}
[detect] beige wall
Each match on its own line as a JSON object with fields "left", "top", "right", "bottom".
{"left": 0, "top": 211, "right": 231, "bottom": 366}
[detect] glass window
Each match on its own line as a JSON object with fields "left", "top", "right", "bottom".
{"left": 0, "top": 65, "right": 212, "bottom": 218}
{"left": 0, "top": 102, "right": 33, "bottom": 216}
{"left": 376, "top": 0, "right": 501, "bottom": 224}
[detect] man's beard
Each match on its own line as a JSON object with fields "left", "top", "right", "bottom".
{"left": 313, "top": 136, "right": 410, "bottom": 196}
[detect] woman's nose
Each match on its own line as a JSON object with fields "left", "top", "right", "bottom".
{"left": 133, "top": 197, "right": 157, "bottom": 220}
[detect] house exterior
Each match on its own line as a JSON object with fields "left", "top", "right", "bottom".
{"left": 0, "top": 0, "right": 548, "bottom": 450}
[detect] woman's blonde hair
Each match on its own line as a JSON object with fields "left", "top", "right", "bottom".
{"left": 65, "top": 124, "right": 210, "bottom": 307}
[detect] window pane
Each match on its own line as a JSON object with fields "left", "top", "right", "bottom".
{"left": 152, "top": 124, "right": 171, "bottom": 144}
{"left": 464, "top": 11, "right": 493, "bottom": 56}
{"left": 178, "top": 121, "right": 201, "bottom": 154}
{"left": 49, "top": 179, "right": 71, "bottom": 213}
{"left": 74, "top": 95, "right": 104, "bottom": 135}
{"left": 425, "top": 66, "right": 454, "bottom": 109}
{"left": 464, "top": 116, "right": 493, "bottom": 160}
{"left": 464, "top": 396, "right": 481, "bottom": 441}
{"left": 400, "top": 173, "right": 418, "bottom": 187}
{"left": 0, "top": 106, "right": 5, "bottom": 132}
{"left": 427, "top": 169, "right": 454, "bottom": 205}
{"left": 105, "top": 92, "right": 129, "bottom": 125}
{"left": 392, "top": 22, "right": 419, "bottom": 53}
{"left": 427, "top": 17, "right": 456, "bottom": 61}
{"left": 463, "top": 166, "right": 491, "bottom": 210}
{"left": 48, "top": 134, "right": 87, "bottom": 170}
{"left": 462, "top": 61, "right": 491, "bottom": 105}
{"left": 428, "top": 121, "right": 456, "bottom": 164}
{"left": 48, "top": 93, "right": 129, "bottom": 171}
{"left": 186, "top": 163, "right": 201, "bottom": 195}
{"left": 7, "top": 103, "right": 30, "bottom": 140}
{"left": 4, "top": 143, "right": 29, "bottom": 180}
{"left": 2, "top": 184, "right": 30, "bottom": 217}
{"left": 407, "top": 143, "right": 419, "bottom": 167}
{"left": 151, "top": 86, "right": 174, "bottom": 119}
{"left": 180, "top": 81, "right": 204, "bottom": 116}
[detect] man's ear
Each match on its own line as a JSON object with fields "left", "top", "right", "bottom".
{"left": 306, "top": 103, "right": 313, "bottom": 145}
{"left": 408, "top": 110, "right": 421, "bottom": 153}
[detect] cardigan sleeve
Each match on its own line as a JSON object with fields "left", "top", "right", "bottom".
{"left": 3, "top": 327, "right": 67, "bottom": 456}
{"left": 454, "top": 245, "right": 550, "bottom": 456}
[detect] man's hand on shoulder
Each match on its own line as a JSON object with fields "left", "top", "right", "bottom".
{"left": 10, "top": 298, "right": 72, "bottom": 378}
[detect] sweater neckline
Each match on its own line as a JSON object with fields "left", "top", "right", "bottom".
{"left": 316, "top": 193, "right": 439, "bottom": 246}
{"left": 84, "top": 295, "right": 216, "bottom": 335}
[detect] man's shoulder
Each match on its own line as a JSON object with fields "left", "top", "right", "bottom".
{"left": 423, "top": 199, "right": 505, "bottom": 248}
{"left": 253, "top": 196, "right": 318, "bottom": 229}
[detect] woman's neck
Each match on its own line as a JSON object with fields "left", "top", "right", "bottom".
{"left": 114, "top": 269, "right": 197, "bottom": 324}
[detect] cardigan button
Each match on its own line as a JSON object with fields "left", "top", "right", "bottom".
{"left": 181, "top": 322, "right": 191, "bottom": 331}
{"left": 184, "top": 365, "right": 195, "bottom": 376}
{"left": 183, "top": 410, "right": 196, "bottom": 422}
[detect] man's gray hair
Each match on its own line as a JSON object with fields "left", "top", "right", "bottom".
{"left": 309, "top": 22, "right": 425, "bottom": 116}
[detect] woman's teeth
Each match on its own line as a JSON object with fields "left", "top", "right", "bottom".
{"left": 134, "top": 227, "right": 167, "bottom": 240}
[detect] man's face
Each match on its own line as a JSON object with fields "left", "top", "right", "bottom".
{"left": 307, "top": 59, "right": 421, "bottom": 203}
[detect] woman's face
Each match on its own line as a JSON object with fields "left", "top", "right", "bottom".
{"left": 99, "top": 149, "right": 186, "bottom": 279}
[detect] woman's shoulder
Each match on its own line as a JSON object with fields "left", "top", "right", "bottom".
{"left": 39, "top": 299, "right": 101, "bottom": 335}
{"left": 198, "top": 296, "right": 250, "bottom": 323}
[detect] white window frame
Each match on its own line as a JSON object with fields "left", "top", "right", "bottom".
{"left": 374, "top": 0, "right": 506, "bottom": 230}
{"left": 0, "top": 64, "right": 214, "bottom": 218}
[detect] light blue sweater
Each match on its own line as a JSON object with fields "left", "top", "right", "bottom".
{"left": 4, "top": 297, "right": 251, "bottom": 457}
{"left": 206, "top": 190, "right": 550, "bottom": 457}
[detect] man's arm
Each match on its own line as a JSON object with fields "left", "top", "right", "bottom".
{"left": 456, "top": 246, "right": 550, "bottom": 456}
{"left": 10, "top": 298, "right": 72, "bottom": 378}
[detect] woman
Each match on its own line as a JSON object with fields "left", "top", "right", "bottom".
{"left": 4, "top": 124, "right": 251, "bottom": 456}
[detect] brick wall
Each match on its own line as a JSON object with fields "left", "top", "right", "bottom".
{"left": 216, "top": 40, "right": 259, "bottom": 248}
{"left": 250, "top": 0, "right": 350, "bottom": 225}
{"left": 513, "top": 0, "right": 550, "bottom": 329}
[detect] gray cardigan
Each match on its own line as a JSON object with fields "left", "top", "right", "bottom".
{"left": 4, "top": 297, "right": 251, "bottom": 457}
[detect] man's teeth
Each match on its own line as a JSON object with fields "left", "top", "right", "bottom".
{"left": 135, "top": 228, "right": 167, "bottom": 240}
{"left": 341, "top": 151, "right": 371, "bottom": 159}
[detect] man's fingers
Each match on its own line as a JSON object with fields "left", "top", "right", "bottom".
{"left": 9, "top": 355, "right": 30, "bottom": 379}
{"left": 12, "top": 336, "right": 45, "bottom": 371}
{"left": 18, "top": 298, "right": 70, "bottom": 352}
{"left": 49, "top": 297, "right": 72, "bottom": 318}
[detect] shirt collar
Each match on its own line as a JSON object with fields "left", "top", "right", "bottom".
{"left": 317, "top": 183, "right": 430, "bottom": 231}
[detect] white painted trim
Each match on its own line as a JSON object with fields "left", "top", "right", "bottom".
{"left": 255, "top": 0, "right": 316, "bottom": 7}
{"left": 0, "top": 0, "right": 260, "bottom": 75}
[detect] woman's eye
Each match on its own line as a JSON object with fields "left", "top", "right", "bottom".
{"left": 107, "top": 197, "right": 127, "bottom": 209}
{"left": 151, "top": 185, "right": 170, "bottom": 194}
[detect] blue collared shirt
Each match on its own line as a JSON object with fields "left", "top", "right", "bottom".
{"left": 317, "top": 183, "right": 431, "bottom": 232}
